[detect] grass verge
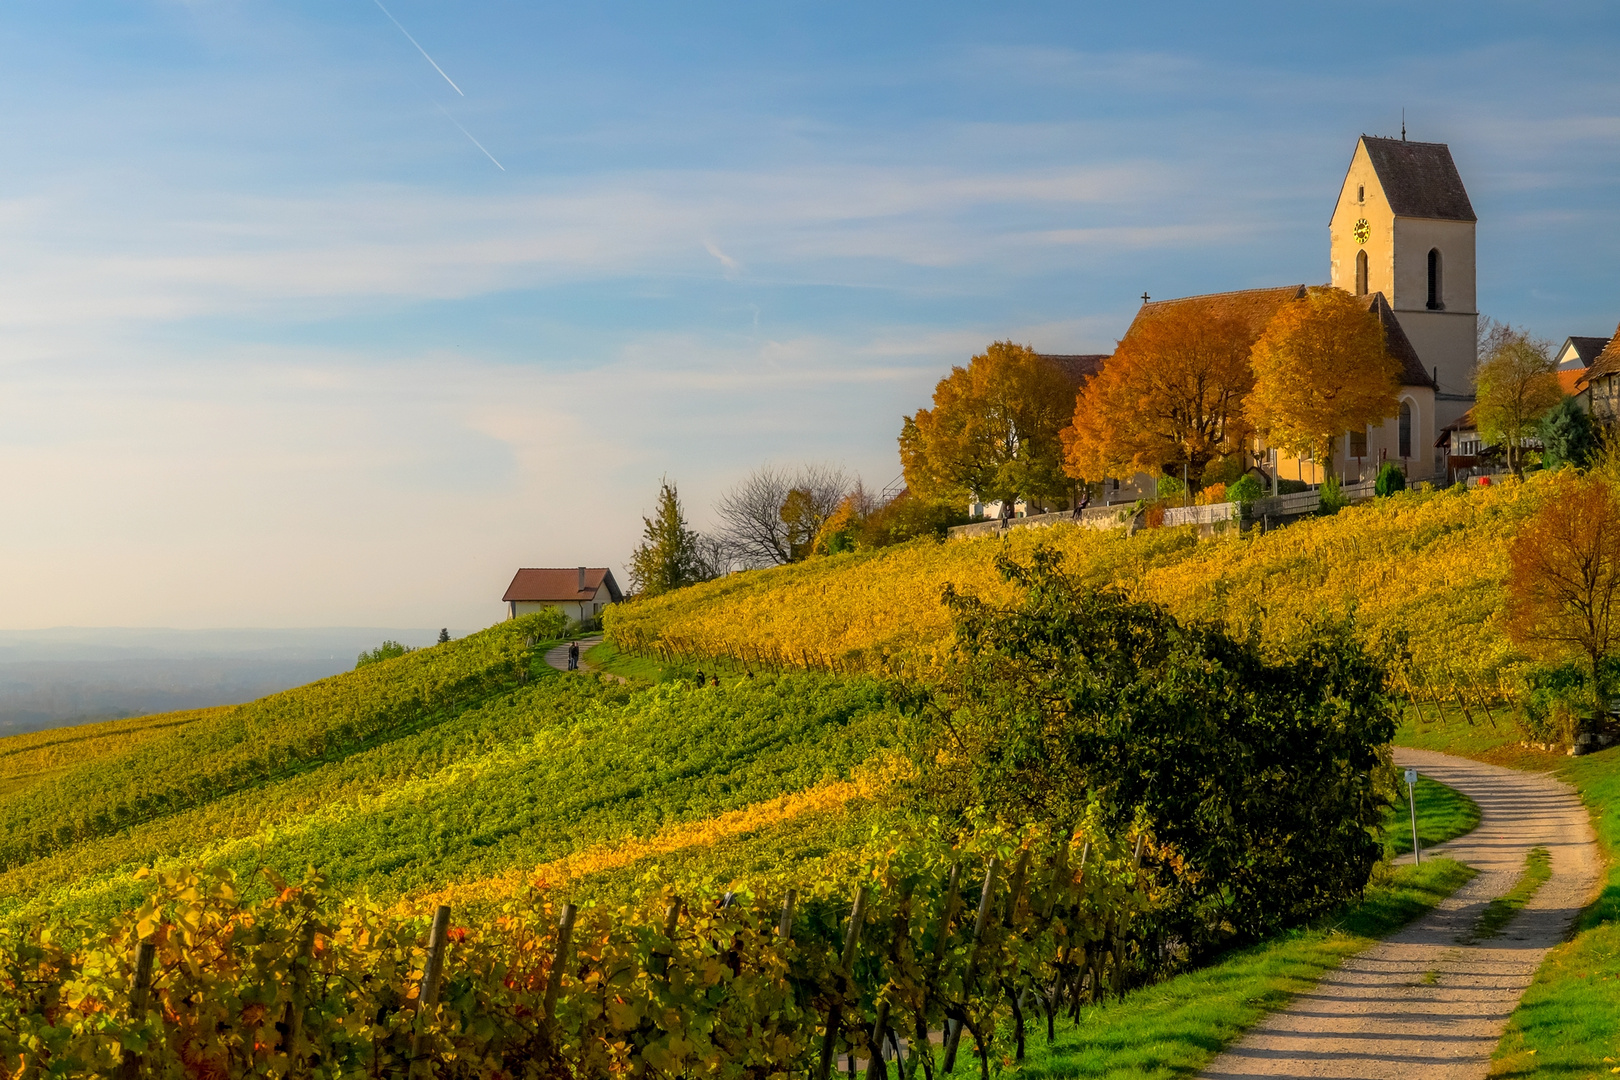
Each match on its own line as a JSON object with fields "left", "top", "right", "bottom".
{"left": 1466, "top": 847, "right": 1550, "bottom": 944}
{"left": 1384, "top": 774, "right": 1482, "bottom": 856}
{"left": 1490, "top": 745, "right": 1620, "bottom": 1078}
{"left": 1009, "top": 858, "right": 1474, "bottom": 1080}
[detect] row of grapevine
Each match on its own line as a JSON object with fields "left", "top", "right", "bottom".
{"left": 0, "top": 826, "right": 1160, "bottom": 1080}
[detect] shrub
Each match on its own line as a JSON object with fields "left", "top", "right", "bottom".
{"left": 1540, "top": 396, "right": 1598, "bottom": 472}
{"left": 1228, "top": 473, "right": 1263, "bottom": 505}
{"left": 1194, "top": 482, "right": 1228, "bottom": 506}
{"left": 1375, "top": 461, "right": 1406, "bottom": 497}
{"left": 1319, "top": 475, "right": 1350, "bottom": 515}
{"left": 1277, "top": 478, "right": 1310, "bottom": 495}
{"left": 356, "top": 640, "right": 413, "bottom": 668}
{"left": 1156, "top": 475, "right": 1186, "bottom": 499}
{"left": 927, "top": 547, "right": 1396, "bottom": 951}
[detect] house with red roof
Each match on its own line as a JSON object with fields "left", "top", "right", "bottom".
{"left": 503, "top": 567, "right": 623, "bottom": 624}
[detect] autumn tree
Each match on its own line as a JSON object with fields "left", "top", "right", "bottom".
{"left": 713, "top": 464, "right": 850, "bottom": 567}
{"left": 627, "top": 479, "right": 718, "bottom": 597}
{"left": 899, "top": 342, "right": 1074, "bottom": 508}
{"left": 1475, "top": 322, "right": 1562, "bottom": 475}
{"left": 1246, "top": 288, "right": 1401, "bottom": 477}
{"left": 1062, "top": 305, "right": 1255, "bottom": 488}
{"left": 1507, "top": 473, "right": 1620, "bottom": 717}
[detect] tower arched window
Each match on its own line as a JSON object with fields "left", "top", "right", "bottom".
{"left": 1355, "top": 249, "right": 1368, "bottom": 296}
{"left": 1399, "top": 400, "right": 1413, "bottom": 458}
{"left": 1427, "top": 248, "right": 1444, "bottom": 310}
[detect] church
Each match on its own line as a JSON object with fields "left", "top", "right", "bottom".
{"left": 1113, "top": 134, "right": 1480, "bottom": 486}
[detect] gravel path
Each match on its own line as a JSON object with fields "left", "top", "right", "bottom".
{"left": 1200, "top": 747, "right": 1600, "bottom": 1080}
{"left": 542, "top": 635, "right": 603, "bottom": 673}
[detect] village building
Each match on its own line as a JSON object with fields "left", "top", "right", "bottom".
{"left": 1078, "top": 134, "right": 1480, "bottom": 491}
{"left": 502, "top": 567, "right": 623, "bottom": 623}
{"left": 1576, "top": 325, "right": 1620, "bottom": 426}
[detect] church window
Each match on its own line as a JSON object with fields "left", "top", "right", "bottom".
{"left": 1357, "top": 184, "right": 1365, "bottom": 203}
{"left": 1350, "top": 429, "right": 1367, "bottom": 457}
{"left": 1399, "top": 400, "right": 1413, "bottom": 458}
{"left": 1427, "top": 248, "right": 1444, "bottom": 310}
{"left": 1355, "top": 250, "right": 1368, "bottom": 296}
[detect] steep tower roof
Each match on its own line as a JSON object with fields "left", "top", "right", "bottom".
{"left": 1361, "top": 291, "right": 1437, "bottom": 389}
{"left": 1357, "top": 136, "right": 1476, "bottom": 222}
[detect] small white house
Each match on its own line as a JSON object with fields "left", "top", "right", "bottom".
{"left": 503, "top": 567, "right": 623, "bottom": 623}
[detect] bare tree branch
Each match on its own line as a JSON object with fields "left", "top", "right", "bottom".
{"left": 714, "top": 464, "right": 852, "bottom": 567}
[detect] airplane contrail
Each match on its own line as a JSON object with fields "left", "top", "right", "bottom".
{"left": 373, "top": 0, "right": 464, "bottom": 96}
{"left": 438, "top": 105, "right": 505, "bottom": 171}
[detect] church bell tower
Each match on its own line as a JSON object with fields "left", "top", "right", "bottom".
{"left": 1329, "top": 135, "right": 1478, "bottom": 429}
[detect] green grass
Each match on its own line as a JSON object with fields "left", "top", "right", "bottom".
{"left": 1382, "top": 774, "right": 1482, "bottom": 856}
{"left": 1490, "top": 744, "right": 1620, "bottom": 1078}
{"left": 1466, "top": 847, "right": 1550, "bottom": 944}
{"left": 1009, "top": 858, "right": 1475, "bottom": 1080}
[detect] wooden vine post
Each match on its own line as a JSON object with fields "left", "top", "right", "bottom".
{"left": 941, "top": 855, "right": 999, "bottom": 1075}
{"left": 863, "top": 881, "right": 914, "bottom": 1080}
{"left": 913, "top": 863, "right": 960, "bottom": 1080}
{"left": 817, "top": 888, "right": 867, "bottom": 1080}
{"left": 543, "top": 904, "right": 578, "bottom": 1025}
{"left": 409, "top": 904, "right": 452, "bottom": 1063}
{"left": 117, "top": 938, "right": 157, "bottom": 1080}
{"left": 651, "top": 897, "right": 683, "bottom": 977}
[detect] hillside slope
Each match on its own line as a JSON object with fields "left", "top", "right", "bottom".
{"left": 608, "top": 477, "right": 1545, "bottom": 686}
{"left": 0, "top": 617, "right": 901, "bottom": 923}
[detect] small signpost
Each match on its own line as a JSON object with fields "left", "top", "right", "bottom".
{"left": 1405, "top": 767, "right": 1421, "bottom": 864}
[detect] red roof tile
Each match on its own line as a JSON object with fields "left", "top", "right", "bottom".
{"left": 503, "top": 568, "right": 623, "bottom": 603}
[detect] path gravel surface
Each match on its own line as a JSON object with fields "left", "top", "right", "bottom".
{"left": 542, "top": 636, "right": 603, "bottom": 673}
{"left": 1200, "top": 747, "right": 1599, "bottom": 1080}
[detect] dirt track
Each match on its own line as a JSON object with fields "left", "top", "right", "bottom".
{"left": 1199, "top": 747, "right": 1600, "bottom": 1080}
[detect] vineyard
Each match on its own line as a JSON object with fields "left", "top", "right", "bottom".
{"left": 608, "top": 477, "right": 1545, "bottom": 689}
{"left": 0, "top": 617, "right": 907, "bottom": 927}
{"left": 0, "top": 822, "right": 1182, "bottom": 1080}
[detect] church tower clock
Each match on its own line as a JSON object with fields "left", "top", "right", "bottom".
{"left": 1329, "top": 135, "right": 1478, "bottom": 429}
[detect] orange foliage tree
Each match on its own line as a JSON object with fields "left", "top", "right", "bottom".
{"left": 1507, "top": 473, "right": 1620, "bottom": 713}
{"left": 899, "top": 342, "right": 1075, "bottom": 507}
{"left": 1062, "top": 306, "right": 1255, "bottom": 487}
{"left": 1246, "top": 288, "right": 1401, "bottom": 477}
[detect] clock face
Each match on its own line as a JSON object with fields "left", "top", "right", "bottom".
{"left": 1353, "top": 218, "right": 1371, "bottom": 245}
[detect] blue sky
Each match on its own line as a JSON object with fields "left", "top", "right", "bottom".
{"left": 0, "top": 1, "right": 1616, "bottom": 629}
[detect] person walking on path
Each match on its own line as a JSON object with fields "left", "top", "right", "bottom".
{"left": 567, "top": 640, "right": 579, "bottom": 671}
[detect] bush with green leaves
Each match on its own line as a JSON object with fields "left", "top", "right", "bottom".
{"left": 356, "top": 640, "right": 413, "bottom": 668}
{"left": 1156, "top": 475, "right": 1186, "bottom": 499}
{"left": 924, "top": 547, "right": 1396, "bottom": 952}
{"left": 1374, "top": 461, "right": 1406, "bottom": 497}
{"left": 1227, "top": 473, "right": 1263, "bottom": 506}
{"left": 1540, "top": 396, "right": 1598, "bottom": 472}
{"left": 1318, "top": 474, "right": 1349, "bottom": 515}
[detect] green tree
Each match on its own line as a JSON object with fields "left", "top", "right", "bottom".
{"left": 1540, "top": 396, "right": 1598, "bottom": 472}
{"left": 628, "top": 479, "right": 716, "bottom": 598}
{"left": 1474, "top": 323, "right": 1561, "bottom": 475}
{"left": 437, "top": 628, "right": 451, "bottom": 644}
{"left": 355, "top": 640, "right": 412, "bottom": 668}
{"left": 899, "top": 342, "right": 1075, "bottom": 509}
{"left": 923, "top": 546, "right": 1395, "bottom": 949}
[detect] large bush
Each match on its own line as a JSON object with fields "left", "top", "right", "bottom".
{"left": 924, "top": 547, "right": 1396, "bottom": 951}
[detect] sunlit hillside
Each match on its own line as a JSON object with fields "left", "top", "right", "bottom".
{"left": 608, "top": 477, "right": 1549, "bottom": 689}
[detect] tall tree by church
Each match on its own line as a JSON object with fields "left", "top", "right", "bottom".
{"left": 627, "top": 479, "right": 717, "bottom": 598}
{"left": 1474, "top": 322, "right": 1562, "bottom": 476}
{"left": 1246, "top": 288, "right": 1402, "bottom": 477}
{"left": 1062, "top": 303, "right": 1255, "bottom": 488}
{"left": 899, "top": 342, "right": 1074, "bottom": 507}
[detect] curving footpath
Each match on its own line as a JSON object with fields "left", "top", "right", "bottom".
{"left": 1200, "top": 747, "right": 1600, "bottom": 1080}
{"left": 543, "top": 635, "right": 603, "bottom": 673}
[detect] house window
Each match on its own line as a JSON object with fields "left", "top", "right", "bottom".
{"left": 1350, "top": 429, "right": 1368, "bottom": 457}
{"left": 1355, "top": 250, "right": 1368, "bottom": 296}
{"left": 1427, "top": 249, "right": 1443, "bottom": 310}
{"left": 1399, "top": 400, "right": 1413, "bottom": 457}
